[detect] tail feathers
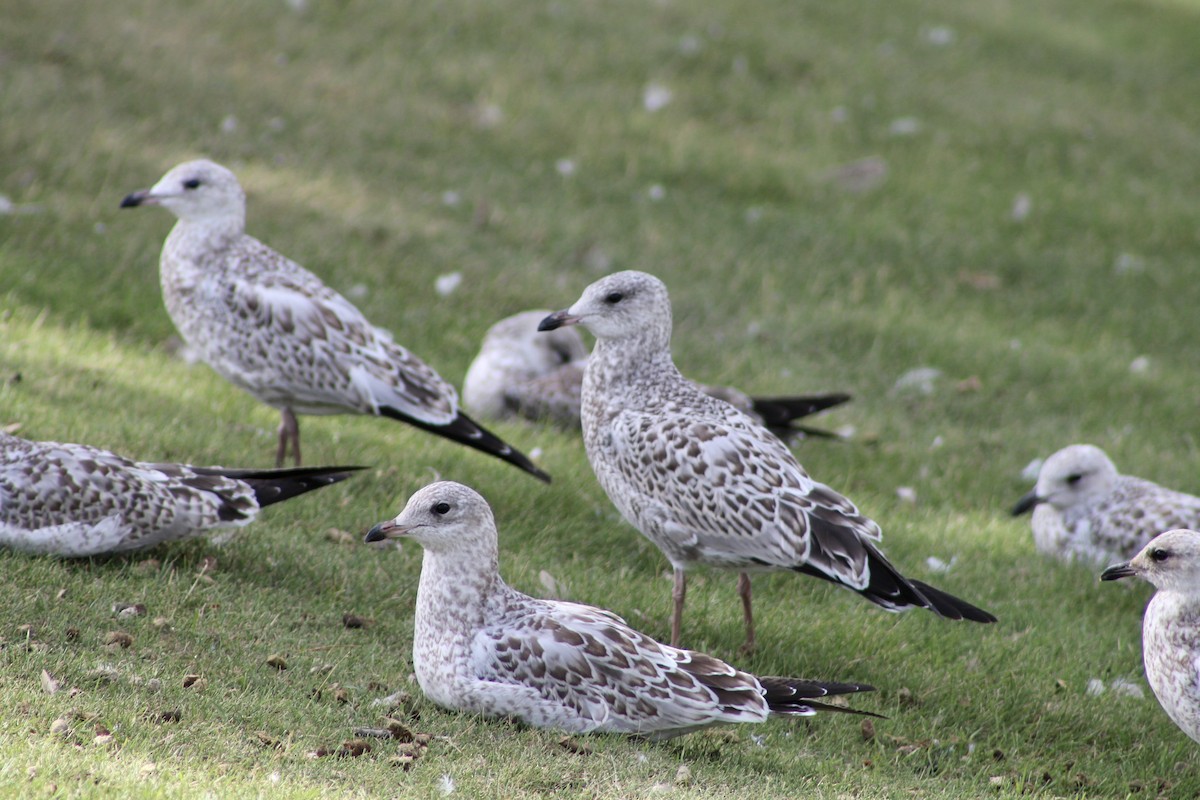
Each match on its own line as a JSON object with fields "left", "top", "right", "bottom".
{"left": 759, "top": 676, "right": 880, "bottom": 717}
{"left": 194, "top": 465, "right": 366, "bottom": 508}
{"left": 796, "top": 544, "right": 997, "bottom": 623}
{"left": 380, "top": 407, "right": 551, "bottom": 483}
{"left": 750, "top": 393, "right": 851, "bottom": 441}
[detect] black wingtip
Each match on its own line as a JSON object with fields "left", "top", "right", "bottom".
{"left": 379, "top": 407, "right": 551, "bottom": 483}
{"left": 760, "top": 677, "right": 882, "bottom": 717}
{"left": 907, "top": 579, "right": 997, "bottom": 623}
{"left": 198, "top": 464, "right": 366, "bottom": 507}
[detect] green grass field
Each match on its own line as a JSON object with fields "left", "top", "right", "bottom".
{"left": 4, "top": 0, "right": 1200, "bottom": 796}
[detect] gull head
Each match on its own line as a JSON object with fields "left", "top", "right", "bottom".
{"left": 121, "top": 159, "right": 246, "bottom": 225}
{"left": 364, "top": 481, "right": 496, "bottom": 554}
{"left": 484, "top": 310, "right": 590, "bottom": 372}
{"left": 1012, "top": 444, "right": 1119, "bottom": 516}
{"left": 539, "top": 270, "right": 672, "bottom": 346}
{"left": 1101, "top": 529, "right": 1200, "bottom": 592}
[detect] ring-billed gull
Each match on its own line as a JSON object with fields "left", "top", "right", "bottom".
{"left": 364, "top": 481, "right": 878, "bottom": 739}
{"left": 120, "top": 159, "right": 548, "bottom": 482}
{"left": 1101, "top": 529, "right": 1200, "bottom": 744}
{"left": 0, "top": 431, "right": 362, "bottom": 556}
{"left": 1012, "top": 444, "right": 1200, "bottom": 565}
{"left": 539, "top": 271, "right": 995, "bottom": 651}
{"left": 463, "top": 309, "right": 851, "bottom": 440}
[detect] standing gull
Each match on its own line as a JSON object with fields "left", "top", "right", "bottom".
{"left": 463, "top": 309, "right": 851, "bottom": 440}
{"left": 539, "top": 271, "right": 994, "bottom": 651}
{"left": 1012, "top": 444, "right": 1200, "bottom": 565}
{"left": 120, "top": 159, "right": 548, "bottom": 482}
{"left": 1101, "top": 529, "right": 1200, "bottom": 744}
{"left": 364, "top": 481, "right": 877, "bottom": 739}
{"left": 0, "top": 431, "right": 361, "bottom": 557}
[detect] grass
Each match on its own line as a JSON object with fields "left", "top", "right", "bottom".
{"left": 3, "top": 0, "right": 1200, "bottom": 795}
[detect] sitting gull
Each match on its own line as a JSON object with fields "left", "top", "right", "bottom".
{"left": 539, "top": 271, "right": 995, "bottom": 651}
{"left": 1101, "top": 529, "right": 1200, "bottom": 744}
{"left": 365, "top": 481, "right": 878, "bottom": 739}
{"left": 120, "top": 159, "right": 548, "bottom": 482}
{"left": 1012, "top": 444, "right": 1200, "bottom": 565}
{"left": 0, "top": 431, "right": 361, "bottom": 556}
{"left": 463, "top": 309, "right": 851, "bottom": 440}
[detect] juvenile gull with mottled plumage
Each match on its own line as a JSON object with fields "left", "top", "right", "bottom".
{"left": 1102, "top": 529, "right": 1200, "bottom": 744}
{"left": 463, "top": 309, "right": 851, "bottom": 440}
{"left": 0, "top": 431, "right": 361, "bottom": 556}
{"left": 120, "top": 159, "right": 548, "bottom": 482}
{"left": 1012, "top": 444, "right": 1200, "bottom": 565}
{"left": 365, "top": 481, "right": 877, "bottom": 739}
{"left": 539, "top": 271, "right": 995, "bottom": 651}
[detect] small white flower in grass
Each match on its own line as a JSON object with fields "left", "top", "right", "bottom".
{"left": 744, "top": 206, "right": 763, "bottom": 224}
{"left": 923, "top": 26, "right": 955, "bottom": 45}
{"left": 441, "top": 190, "right": 461, "bottom": 207}
{"left": 474, "top": 102, "right": 503, "bottom": 129}
{"left": 830, "top": 106, "right": 848, "bottom": 123}
{"left": 1021, "top": 458, "right": 1043, "bottom": 482}
{"left": 1129, "top": 356, "right": 1151, "bottom": 375}
{"left": 555, "top": 159, "right": 576, "bottom": 177}
{"left": 269, "top": 772, "right": 281, "bottom": 784}
{"left": 836, "top": 424, "right": 857, "bottom": 440}
{"left": 643, "top": 83, "right": 673, "bottom": 112}
{"left": 1114, "top": 252, "right": 1145, "bottom": 274}
{"left": 439, "top": 774, "right": 456, "bottom": 795}
{"left": 435, "top": 272, "right": 462, "bottom": 297}
{"left": 94, "top": 222, "right": 106, "bottom": 234}
{"left": 285, "top": 0, "right": 308, "bottom": 12}
{"left": 1086, "top": 678, "right": 1105, "bottom": 696}
{"left": 930, "top": 435, "right": 944, "bottom": 450}
{"left": 750, "top": 733, "right": 766, "bottom": 747}
{"left": 896, "top": 486, "right": 917, "bottom": 504}
{"left": 1110, "top": 678, "right": 1145, "bottom": 699}
{"left": 1009, "top": 339, "right": 1022, "bottom": 350}
{"left": 678, "top": 35, "right": 702, "bottom": 55}
{"left": 221, "top": 115, "right": 239, "bottom": 134}
{"left": 530, "top": 447, "right": 543, "bottom": 460}
{"left": 1011, "top": 193, "right": 1032, "bottom": 221}
{"left": 889, "top": 117, "right": 921, "bottom": 136}
{"left": 647, "top": 184, "right": 665, "bottom": 201}
{"left": 892, "top": 367, "right": 941, "bottom": 396}
{"left": 346, "top": 283, "right": 368, "bottom": 300}
{"left": 0, "top": 195, "right": 14, "bottom": 215}
{"left": 925, "top": 555, "right": 956, "bottom": 573}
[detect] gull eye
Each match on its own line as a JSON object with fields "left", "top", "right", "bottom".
{"left": 1150, "top": 548, "right": 1170, "bottom": 563}
{"left": 183, "top": 178, "right": 202, "bottom": 190}
{"left": 604, "top": 291, "right": 624, "bottom": 304}
{"left": 1065, "top": 473, "right": 1083, "bottom": 485}
{"left": 432, "top": 501, "right": 451, "bottom": 515}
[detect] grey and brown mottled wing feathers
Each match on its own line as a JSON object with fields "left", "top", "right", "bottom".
{"left": 216, "top": 247, "right": 456, "bottom": 422}
{"left": 602, "top": 410, "right": 995, "bottom": 622}
{"left": 0, "top": 434, "right": 361, "bottom": 556}
{"left": 505, "top": 363, "right": 586, "bottom": 429}
{"left": 471, "top": 600, "right": 769, "bottom": 736}
{"left": 605, "top": 410, "right": 878, "bottom": 576}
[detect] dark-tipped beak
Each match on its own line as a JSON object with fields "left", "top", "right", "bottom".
{"left": 364, "top": 520, "right": 413, "bottom": 543}
{"left": 1010, "top": 490, "right": 1042, "bottom": 516}
{"left": 1100, "top": 561, "right": 1137, "bottom": 581}
{"left": 538, "top": 310, "right": 580, "bottom": 332}
{"left": 120, "top": 190, "right": 153, "bottom": 208}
